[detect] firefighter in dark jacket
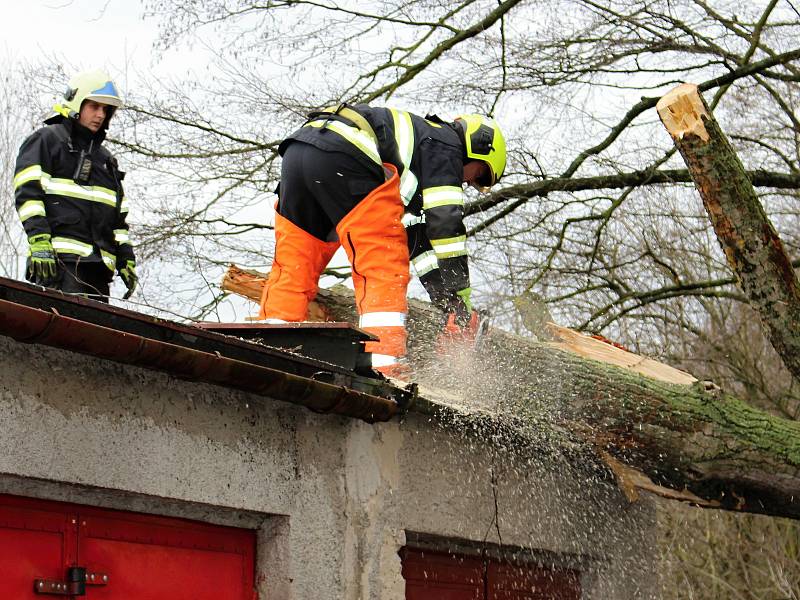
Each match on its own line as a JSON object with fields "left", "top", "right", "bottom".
{"left": 13, "top": 69, "right": 136, "bottom": 301}
{"left": 259, "top": 104, "right": 506, "bottom": 376}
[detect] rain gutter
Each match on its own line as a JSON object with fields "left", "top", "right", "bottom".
{"left": 0, "top": 298, "right": 399, "bottom": 423}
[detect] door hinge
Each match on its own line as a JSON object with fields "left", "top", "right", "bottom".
{"left": 34, "top": 567, "right": 109, "bottom": 596}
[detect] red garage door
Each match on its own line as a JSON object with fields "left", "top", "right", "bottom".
{"left": 403, "top": 549, "right": 484, "bottom": 599}
{"left": 401, "top": 548, "right": 581, "bottom": 600}
{"left": 0, "top": 494, "right": 256, "bottom": 599}
{"left": 487, "top": 561, "right": 581, "bottom": 600}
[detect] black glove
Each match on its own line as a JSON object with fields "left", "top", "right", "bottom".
{"left": 118, "top": 259, "right": 137, "bottom": 299}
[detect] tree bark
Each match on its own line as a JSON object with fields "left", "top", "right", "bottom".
{"left": 479, "top": 329, "right": 800, "bottom": 521}
{"left": 657, "top": 83, "right": 800, "bottom": 384}
{"left": 223, "top": 265, "right": 800, "bottom": 520}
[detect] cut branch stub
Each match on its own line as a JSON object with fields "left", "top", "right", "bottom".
{"left": 657, "top": 83, "right": 800, "bottom": 385}
{"left": 656, "top": 83, "right": 710, "bottom": 142}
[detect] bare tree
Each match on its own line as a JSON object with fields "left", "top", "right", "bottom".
{"left": 0, "top": 57, "right": 48, "bottom": 279}
{"left": 123, "top": 0, "right": 800, "bottom": 330}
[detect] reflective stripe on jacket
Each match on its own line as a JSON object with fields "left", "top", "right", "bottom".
{"left": 13, "top": 118, "right": 134, "bottom": 270}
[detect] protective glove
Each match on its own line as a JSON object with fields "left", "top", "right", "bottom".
{"left": 436, "top": 287, "right": 481, "bottom": 355}
{"left": 26, "top": 234, "right": 58, "bottom": 286}
{"left": 445, "top": 287, "right": 473, "bottom": 326}
{"left": 118, "top": 259, "right": 137, "bottom": 299}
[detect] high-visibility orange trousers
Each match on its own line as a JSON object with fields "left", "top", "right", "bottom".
{"left": 259, "top": 210, "right": 340, "bottom": 321}
{"left": 336, "top": 165, "right": 410, "bottom": 374}
{"left": 261, "top": 164, "right": 409, "bottom": 375}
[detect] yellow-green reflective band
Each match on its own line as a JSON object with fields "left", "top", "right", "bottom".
{"left": 42, "top": 178, "right": 117, "bottom": 207}
{"left": 114, "top": 229, "right": 131, "bottom": 244}
{"left": 402, "top": 212, "right": 425, "bottom": 228}
{"left": 423, "top": 186, "right": 463, "bottom": 210}
{"left": 390, "top": 109, "right": 414, "bottom": 165}
{"left": 18, "top": 200, "right": 46, "bottom": 221}
{"left": 14, "top": 165, "right": 44, "bottom": 189}
{"left": 101, "top": 250, "right": 116, "bottom": 271}
{"left": 399, "top": 171, "right": 418, "bottom": 206}
{"left": 390, "top": 109, "right": 418, "bottom": 204}
{"left": 120, "top": 197, "right": 129, "bottom": 213}
{"left": 412, "top": 251, "right": 438, "bottom": 276}
{"left": 305, "top": 119, "right": 381, "bottom": 165}
{"left": 431, "top": 235, "right": 467, "bottom": 258}
{"left": 52, "top": 237, "right": 93, "bottom": 257}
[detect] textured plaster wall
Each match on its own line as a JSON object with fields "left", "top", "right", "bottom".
{"left": 0, "top": 335, "right": 658, "bottom": 599}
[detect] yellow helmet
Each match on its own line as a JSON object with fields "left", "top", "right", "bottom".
{"left": 54, "top": 69, "right": 123, "bottom": 120}
{"left": 455, "top": 114, "right": 506, "bottom": 187}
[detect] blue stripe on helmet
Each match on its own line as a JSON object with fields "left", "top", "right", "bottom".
{"left": 90, "top": 81, "right": 119, "bottom": 97}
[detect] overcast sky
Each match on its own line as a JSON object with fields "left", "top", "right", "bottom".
{"left": 2, "top": 1, "right": 154, "bottom": 64}
{"left": 0, "top": 0, "right": 212, "bottom": 91}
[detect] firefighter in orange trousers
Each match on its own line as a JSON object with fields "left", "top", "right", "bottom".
{"left": 259, "top": 104, "right": 507, "bottom": 377}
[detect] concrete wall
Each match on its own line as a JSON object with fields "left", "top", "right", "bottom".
{"left": 0, "top": 335, "right": 658, "bottom": 599}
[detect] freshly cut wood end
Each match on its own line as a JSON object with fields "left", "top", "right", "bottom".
{"left": 656, "top": 82, "right": 710, "bottom": 142}
{"left": 546, "top": 323, "right": 696, "bottom": 385}
{"left": 221, "top": 264, "right": 330, "bottom": 322}
{"left": 222, "top": 264, "right": 267, "bottom": 302}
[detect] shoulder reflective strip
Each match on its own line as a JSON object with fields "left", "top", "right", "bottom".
{"left": 42, "top": 178, "right": 117, "bottom": 207}
{"left": 399, "top": 171, "right": 418, "bottom": 206}
{"left": 100, "top": 250, "right": 117, "bottom": 271}
{"left": 402, "top": 212, "right": 425, "bottom": 228}
{"left": 390, "top": 109, "right": 414, "bottom": 166}
{"left": 305, "top": 119, "right": 381, "bottom": 165}
{"left": 411, "top": 251, "right": 438, "bottom": 276}
{"left": 327, "top": 106, "right": 379, "bottom": 141}
{"left": 390, "top": 109, "right": 418, "bottom": 204}
{"left": 13, "top": 165, "right": 43, "bottom": 189}
{"left": 52, "top": 237, "right": 93, "bottom": 256}
{"left": 18, "top": 200, "right": 47, "bottom": 221}
{"left": 359, "top": 311, "right": 407, "bottom": 328}
{"left": 371, "top": 353, "right": 400, "bottom": 367}
{"left": 431, "top": 235, "right": 467, "bottom": 258}
{"left": 113, "top": 229, "right": 131, "bottom": 244}
{"left": 422, "top": 186, "right": 463, "bottom": 210}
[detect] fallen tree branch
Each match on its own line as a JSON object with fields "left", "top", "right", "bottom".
{"left": 222, "top": 264, "right": 800, "bottom": 520}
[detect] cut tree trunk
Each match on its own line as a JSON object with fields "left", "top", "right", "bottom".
{"left": 657, "top": 83, "right": 800, "bottom": 384}
{"left": 222, "top": 265, "right": 800, "bottom": 520}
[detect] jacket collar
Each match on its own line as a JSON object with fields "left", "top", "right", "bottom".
{"left": 50, "top": 115, "right": 107, "bottom": 146}
{"left": 61, "top": 119, "right": 106, "bottom": 147}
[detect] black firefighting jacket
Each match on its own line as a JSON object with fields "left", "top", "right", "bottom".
{"left": 13, "top": 116, "right": 134, "bottom": 272}
{"left": 282, "top": 103, "right": 469, "bottom": 308}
